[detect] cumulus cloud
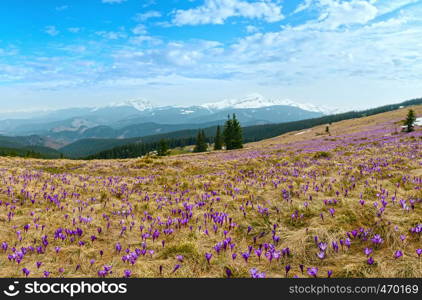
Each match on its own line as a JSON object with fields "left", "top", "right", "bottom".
{"left": 293, "top": 0, "right": 315, "bottom": 14}
{"left": 132, "top": 24, "right": 147, "bottom": 35}
{"left": 317, "top": 0, "right": 378, "bottom": 29}
{"left": 44, "top": 26, "right": 59, "bottom": 36}
{"left": 375, "top": 0, "right": 419, "bottom": 15}
{"left": 134, "top": 11, "right": 162, "bottom": 22}
{"left": 172, "top": 0, "right": 284, "bottom": 26}
{"left": 95, "top": 31, "right": 127, "bottom": 40}
{"left": 68, "top": 27, "right": 81, "bottom": 33}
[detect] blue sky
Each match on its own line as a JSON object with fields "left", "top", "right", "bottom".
{"left": 0, "top": 0, "right": 422, "bottom": 111}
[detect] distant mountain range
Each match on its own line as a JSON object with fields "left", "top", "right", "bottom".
{"left": 0, "top": 94, "right": 328, "bottom": 145}
{"left": 0, "top": 96, "right": 421, "bottom": 159}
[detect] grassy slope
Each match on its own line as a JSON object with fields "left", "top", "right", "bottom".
{"left": 62, "top": 97, "right": 422, "bottom": 158}
{"left": 0, "top": 106, "right": 421, "bottom": 278}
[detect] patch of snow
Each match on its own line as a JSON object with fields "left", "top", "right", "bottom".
{"left": 92, "top": 99, "right": 154, "bottom": 112}
{"left": 180, "top": 110, "right": 195, "bottom": 115}
{"left": 200, "top": 93, "right": 345, "bottom": 115}
{"left": 295, "top": 130, "right": 311, "bottom": 136}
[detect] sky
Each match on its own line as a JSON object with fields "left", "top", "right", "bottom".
{"left": 0, "top": 0, "right": 422, "bottom": 111}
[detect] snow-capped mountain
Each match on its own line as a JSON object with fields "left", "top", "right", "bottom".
{"left": 200, "top": 93, "right": 342, "bottom": 115}
{"left": 91, "top": 93, "right": 341, "bottom": 115}
{"left": 0, "top": 94, "right": 335, "bottom": 141}
{"left": 92, "top": 99, "right": 154, "bottom": 112}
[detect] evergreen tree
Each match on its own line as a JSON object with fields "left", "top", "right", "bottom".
{"left": 214, "top": 125, "right": 223, "bottom": 150}
{"left": 194, "top": 130, "right": 207, "bottom": 152}
{"left": 231, "top": 114, "right": 243, "bottom": 149}
{"left": 157, "top": 139, "right": 169, "bottom": 156}
{"left": 404, "top": 109, "right": 416, "bottom": 132}
{"left": 223, "top": 115, "right": 234, "bottom": 150}
{"left": 223, "top": 114, "right": 243, "bottom": 150}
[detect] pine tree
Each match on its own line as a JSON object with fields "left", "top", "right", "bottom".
{"left": 231, "top": 114, "right": 243, "bottom": 149}
{"left": 194, "top": 130, "right": 208, "bottom": 152}
{"left": 157, "top": 139, "right": 169, "bottom": 156}
{"left": 214, "top": 125, "right": 223, "bottom": 150}
{"left": 223, "top": 115, "right": 234, "bottom": 150}
{"left": 404, "top": 109, "right": 416, "bottom": 132}
{"left": 223, "top": 114, "right": 243, "bottom": 150}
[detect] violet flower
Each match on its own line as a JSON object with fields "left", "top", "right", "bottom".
{"left": 205, "top": 253, "right": 212, "bottom": 264}
{"left": 307, "top": 267, "right": 318, "bottom": 278}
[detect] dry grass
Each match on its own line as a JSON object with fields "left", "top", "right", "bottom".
{"left": 0, "top": 106, "right": 421, "bottom": 278}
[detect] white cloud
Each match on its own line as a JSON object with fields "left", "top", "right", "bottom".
{"left": 134, "top": 11, "right": 162, "bottom": 22}
{"left": 44, "top": 26, "right": 59, "bottom": 36}
{"left": 68, "top": 27, "right": 81, "bottom": 33}
{"left": 172, "top": 0, "right": 284, "bottom": 26}
{"left": 375, "top": 0, "right": 419, "bottom": 15}
{"left": 96, "top": 31, "right": 127, "bottom": 40}
{"left": 246, "top": 25, "right": 259, "bottom": 33}
{"left": 317, "top": 0, "right": 378, "bottom": 29}
{"left": 55, "top": 5, "right": 69, "bottom": 11}
{"left": 132, "top": 24, "right": 147, "bottom": 35}
{"left": 293, "top": 0, "right": 315, "bottom": 14}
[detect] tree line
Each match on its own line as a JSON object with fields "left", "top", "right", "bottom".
{"left": 193, "top": 114, "right": 243, "bottom": 153}
{"left": 84, "top": 97, "right": 422, "bottom": 160}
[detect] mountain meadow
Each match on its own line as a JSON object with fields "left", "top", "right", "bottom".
{"left": 0, "top": 105, "right": 420, "bottom": 278}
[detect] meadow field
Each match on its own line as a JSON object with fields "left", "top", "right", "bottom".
{"left": 0, "top": 106, "right": 421, "bottom": 278}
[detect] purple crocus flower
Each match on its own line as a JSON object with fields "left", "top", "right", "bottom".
{"left": 327, "top": 270, "right": 333, "bottom": 278}
{"left": 285, "top": 264, "right": 291, "bottom": 277}
{"left": 307, "top": 267, "right": 318, "bottom": 278}
{"left": 2, "top": 242, "right": 8, "bottom": 251}
{"left": 205, "top": 253, "right": 212, "bottom": 264}
{"left": 364, "top": 248, "right": 373, "bottom": 256}
{"left": 242, "top": 252, "right": 250, "bottom": 262}
{"left": 36, "top": 262, "right": 42, "bottom": 269}
{"left": 225, "top": 267, "right": 233, "bottom": 278}
{"left": 172, "top": 264, "right": 181, "bottom": 273}
{"left": 417, "top": 249, "right": 422, "bottom": 257}
{"left": 176, "top": 255, "right": 184, "bottom": 262}
{"left": 43, "top": 271, "right": 50, "bottom": 278}
{"left": 367, "top": 257, "right": 374, "bottom": 265}
{"left": 255, "top": 249, "right": 262, "bottom": 260}
{"left": 371, "top": 234, "right": 383, "bottom": 245}
{"left": 22, "top": 268, "right": 30, "bottom": 277}
{"left": 250, "top": 268, "right": 266, "bottom": 278}
{"left": 124, "top": 270, "right": 132, "bottom": 278}
{"left": 394, "top": 250, "right": 403, "bottom": 259}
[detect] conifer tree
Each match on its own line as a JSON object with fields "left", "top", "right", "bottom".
{"left": 223, "top": 115, "right": 234, "bottom": 150}
{"left": 194, "top": 130, "right": 208, "bottom": 152}
{"left": 231, "top": 114, "right": 243, "bottom": 149}
{"left": 223, "top": 114, "right": 243, "bottom": 150}
{"left": 157, "top": 139, "right": 169, "bottom": 156}
{"left": 404, "top": 109, "right": 416, "bottom": 132}
{"left": 214, "top": 125, "right": 223, "bottom": 150}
